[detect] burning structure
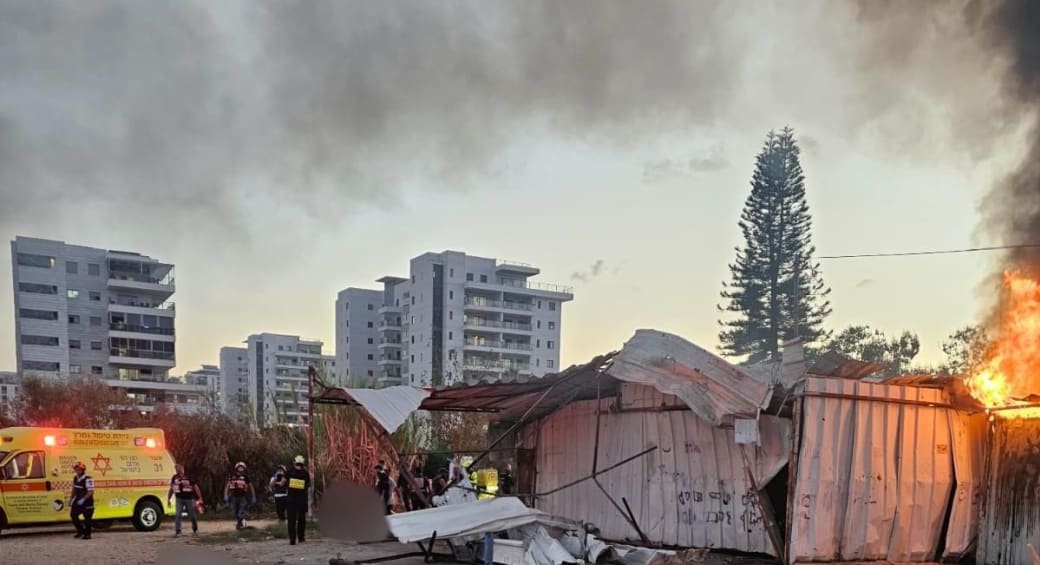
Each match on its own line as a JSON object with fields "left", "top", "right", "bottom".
{"left": 314, "top": 329, "right": 1010, "bottom": 564}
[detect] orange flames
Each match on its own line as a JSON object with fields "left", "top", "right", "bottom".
{"left": 965, "top": 271, "right": 1040, "bottom": 419}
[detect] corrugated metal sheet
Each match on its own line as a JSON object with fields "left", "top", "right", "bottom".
{"left": 944, "top": 409, "right": 987, "bottom": 560}
{"left": 609, "top": 330, "right": 774, "bottom": 426}
{"left": 525, "top": 383, "right": 790, "bottom": 556}
{"left": 978, "top": 418, "right": 1040, "bottom": 565}
{"left": 788, "top": 377, "right": 975, "bottom": 563}
{"left": 387, "top": 497, "right": 575, "bottom": 543}
{"left": 808, "top": 351, "right": 887, "bottom": 380}
{"left": 316, "top": 385, "right": 429, "bottom": 433}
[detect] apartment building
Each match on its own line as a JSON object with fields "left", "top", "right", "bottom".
{"left": 10, "top": 236, "right": 176, "bottom": 381}
{"left": 219, "top": 346, "right": 251, "bottom": 418}
{"left": 105, "top": 378, "right": 209, "bottom": 415}
{"left": 336, "top": 251, "right": 573, "bottom": 388}
{"left": 184, "top": 363, "right": 222, "bottom": 409}
{"left": 0, "top": 371, "right": 19, "bottom": 412}
{"left": 244, "top": 333, "right": 330, "bottom": 427}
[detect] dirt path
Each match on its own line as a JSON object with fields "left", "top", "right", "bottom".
{"left": 0, "top": 519, "right": 426, "bottom": 565}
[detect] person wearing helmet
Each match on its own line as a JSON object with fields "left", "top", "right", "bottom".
{"left": 269, "top": 464, "right": 289, "bottom": 521}
{"left": 286, "top": 455, "right": 311, "bottom": 545}
{"left": 223, "top": 461, "right": 255, "bottom": 530}
{"left": 69, "top": 461, "right": 95, "bottom": 540}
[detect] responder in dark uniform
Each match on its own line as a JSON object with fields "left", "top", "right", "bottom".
{"left": 270, "top": 465, "right": 288, "bottom": 521}
{"left": 286, "top": 455, "right": 311, "bottom": 545}
{"left": 223, "top": 461, "right": 255, "bottom": 530}
{"left": 70, "top": 461, "right": 95, "bottom": 540}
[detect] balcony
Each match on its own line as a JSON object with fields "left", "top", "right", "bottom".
{"left": 379, "top": 320, "right": 402, "bottom": 331}
{"left": 467, "top": 277, "right": 573, "bottom": 298}
{"left": 462, "top": 360, "right": 532, "bottom": 373}
{"left": 378, "top": 338, "right": 402, "bottom": 349}
{"left": 464, "top": 338, "right": 532, "bottom": 352}
{"left": 495, "top": 261, "right": 541, "bottom": 277}
{"left": 107, "top": 270, "right": 176, "bottom": 297}
{"left": 109, "top": 323, "right": 175, "bottom": 337}
{"left": 464, "top": 297, "right": 533, "bottom": 312}
{"left": 109, "top": 348, "right": 176, "bottom": 368}
{"left": 378, "top": 305, "right": 402, "bottom": 314}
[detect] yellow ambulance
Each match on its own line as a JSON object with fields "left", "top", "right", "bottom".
{"left": 0, "top": 427, "right": 176, "bottom": 534}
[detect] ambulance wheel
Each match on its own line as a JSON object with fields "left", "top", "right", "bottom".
{"left": 93, "top": 520, "right": 113, "bottom": 530}
{"left": 132, "top": 500, "right": 163, "bottom": 532}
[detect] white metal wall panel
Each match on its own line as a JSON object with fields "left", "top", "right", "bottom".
{"left": 527, "top": 384, "right": 790, "bottom": 556}
{"left": 788, "top": 377, "right": 956, "bottom": 563}
{"left": 944, "top": 410, "right": 987, "bottom": 559}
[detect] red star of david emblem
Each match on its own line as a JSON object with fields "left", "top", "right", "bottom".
{"left": 91, "top": 453, "right": 111, "bottom": 476}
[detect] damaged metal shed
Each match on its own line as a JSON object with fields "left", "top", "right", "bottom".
{"left": 315, "top": 329, "right": 993, "bottom": 564}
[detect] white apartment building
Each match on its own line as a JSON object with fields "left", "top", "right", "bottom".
{"left": 243, "top": 333, "right": 330, "bottom": 427}
{"left": 336, "top": 251, "right": 573, "bottom": 388}
{"left": 219, "top": 346, "right": 251, "bottom": 418}
{"left": 0, "top": 371, "right": 20, "bottom": 412}
{"left": 105, "top": 378, "right": 209, "bottom": 415}
{"left": 10, "top": 236, "right": 176, "bottom": 381}
{"left": 184, "top": 364, "right": 222, "bottom": 409}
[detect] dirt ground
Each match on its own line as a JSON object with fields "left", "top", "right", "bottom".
{"left": 0, "top": 518, "right": 780, "bottom": 565}
{"left": 0, "top": 518, "right": 429, "bottom": 565}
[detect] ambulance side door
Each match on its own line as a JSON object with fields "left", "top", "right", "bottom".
{"left": 0, "top": 450, "right": 59, "bottom": 524}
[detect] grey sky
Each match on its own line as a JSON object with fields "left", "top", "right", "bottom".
{"left": 0, "top": 1, "right": 1034, "bottom": 372}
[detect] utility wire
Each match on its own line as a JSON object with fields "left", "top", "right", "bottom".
{"left": 818, "top": 243, "right": 1040, "bottom": 260}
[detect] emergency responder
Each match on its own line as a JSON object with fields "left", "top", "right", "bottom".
{"left": 167, "top": 463, "right": 202, "bottom": 536}
{"left": 375, "top": 461, "right": 392, "bottom": 514}
{"left": 70, "top": 461, "right": 95, "bottom": 540}
{"left": 269, "top": 465, "right": 288, "bottom": 521}
{"left": 499, "top": 463, "right": 515, "bottom": 496}
{"left": 286, "top": 455, "right": 311, "bottom": 545}
{"left": 223, "top": 461, "right": 255, "bottom": 530}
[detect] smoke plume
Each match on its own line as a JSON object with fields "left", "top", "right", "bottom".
{"left": 0, "top": 1, "right": 743, "bottom": 241}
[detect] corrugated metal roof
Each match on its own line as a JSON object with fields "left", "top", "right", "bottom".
{"left": 788, "top": 377, "right": 967, "bottom": 563}
{"left": 808, "top": 351, "right": 887, "bottom": 380}
{"left": 525, "top": 383, "right": 790, "bottom": 555}
{"left": 608, "top": 330, "right": 773, "bottom": 426}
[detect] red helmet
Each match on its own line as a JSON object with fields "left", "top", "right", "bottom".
{"left": 73, "top": 461, "right": 87, "bottom": 471}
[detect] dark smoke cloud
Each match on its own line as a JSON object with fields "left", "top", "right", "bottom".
{"left": 975, "top": 0, "right": 1040, "bottom": 274}
{"left": 0, "top": 1, "right": 744, "bottom": 242}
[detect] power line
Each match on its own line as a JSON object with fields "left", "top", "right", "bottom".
{"left": 818, "top": 243, "right": 1040, "bottom": 260}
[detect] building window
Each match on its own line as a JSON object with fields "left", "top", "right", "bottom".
{"left": 411, "top": 297, "right": 416, "bottom": 305}
{"left": 449, "top": 332, "right": 453, "bottom": 340}
{"left": 90, "top": 316, "right": 102, "bottom": 327}
{"left": 21, "top": 334, "right": 59, "bottom": 346}
{"left": 67, "top": 289, "right": 79, "bottom": 299}
{"left": 23, "top": 360, "right": 60, "bottom": 372}
{"left": 411, "top": 276, "right": 416, "bottom": 283}
{"left": 70, "top": 339, "right": 81, "bottom": 349}
{"left": 536, "top": 359, "right": 540, "bottom": 367}
{"left": 70, "top": 364, "right": 81, "bottom": 374}
{"left": 547, "top": 340, "right": 555, "bottom": 350}
{"left": 368, "top": 370, "right": 374, "bottom": 377}
{"left": 537, "top": 320, "right": 541, "bottom": 329}
{"left": 367, "top": 354, "right": 373, "bottom": 360}
{"left": 466, "top": 273, "right": 473, "bottom": 281}
{"left": 89, "top": 291, "right": 101, "bottom": 301}
{"left": 367, "top": 321, "right": 373, "bottom": 328}
{"left": 549, "top": 321, "right": 556, "bottom": 330}
{"left": 548, "top": 360, "right": 555, "bottom": 369}
{"left": 538, "top": 300, "right": 543, "bottom": 309}
{"left": 18, "top": 282, "right": 58, "bottom": 295}
{"left": 549, "top": 302, "right": 557, "bottom": 311}
{"left": 367, "top": 338, "right": 373, "bottom": 345}
{"left": 345, "top": 320, "right": 349, "bottom": 327}
{"left": 449, "top": 311, "right": 453, "bottom": 320}
{"left": 66, "top": 261, "right": 78, "bottom": 274}
{"left": 91, "top": 366, "right": 103, "bottom": 375}
{"left": 19, "top": 308, "right": 58, "bottom": 321}
{"left": 68, "top": 314, "right": 80, "bottom": 324}
{"left": 410, "top": 355, "right": 415, "bottom": 363}
{"left": 91, "top": 341, "right": 102, "bottom": 351}
{"left": 536, "top": 340, "right": 541, "bottom": 348}
{"left": 480, "top": 274, "right": 488, "bottom": 283}
{"left": 17, "top": 253, "right": 55, "bottom": 269}
{"left": 88, "top": 263, "right": 101, "bottom": 276}
{"left": 411, "top": 335, "right": 415, "bottom": 344}
{"left": 449, "top": 268, "right": 454, "bottom": 278}
{"left": 449, "top": 290, "right": 454, "bottom": 300}
{"left": 368, "top": 304, "right": 374, "bottom": 311}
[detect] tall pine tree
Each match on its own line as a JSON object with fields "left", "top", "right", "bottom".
{"left": 718, "top": 127, "right": 830, "bottom": 362}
